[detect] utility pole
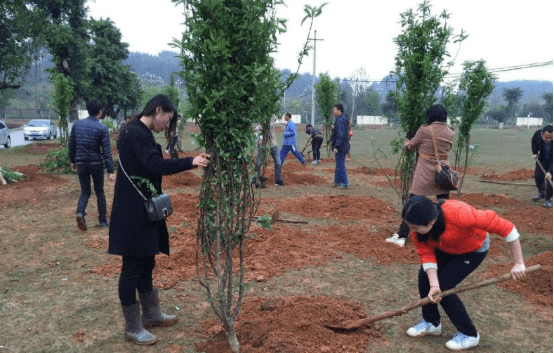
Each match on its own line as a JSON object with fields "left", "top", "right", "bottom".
{"left": 309, "top": 30, "right": 323, "bottom": 126}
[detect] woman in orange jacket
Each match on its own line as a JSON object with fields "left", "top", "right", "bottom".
{"left": 402, "top": 196, "right": 526, "bottom": 351}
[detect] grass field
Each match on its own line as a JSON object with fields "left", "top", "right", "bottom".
{"left": 0, "top": 124, "right": 551, "bottom": 353}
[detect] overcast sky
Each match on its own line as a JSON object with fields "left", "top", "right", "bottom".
{"left": 87, "top": 0, "right": 553, "bottom": 83}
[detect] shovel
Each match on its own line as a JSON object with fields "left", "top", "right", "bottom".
{"left": 325, "top": 264, "right": 541, "bottom": 332}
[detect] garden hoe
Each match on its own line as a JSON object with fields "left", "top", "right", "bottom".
{"left": 325, "top": 264, "right": 541, "bottom": 332}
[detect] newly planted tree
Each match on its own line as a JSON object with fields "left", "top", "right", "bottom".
{"left": 51, "top": 73, "right": 74, "bottom": 145}
{"left": 314, "top": 73, "right": 338, "bottom": 156}
{"left": 453, "top": 60, "right": 495, "bottom": 192}
{"left": 175, "top": 1, "right": 323, "bottom": 351}
{"left": 392, "top": 0, "right": 466, "bottom": 203}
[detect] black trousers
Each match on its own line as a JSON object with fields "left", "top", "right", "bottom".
{"left": 311, "top": 135, "right": 323, "bottom": 161}
{"left": 419, "top": 249, "right": 487, "bottom": 337}
{"left": 534, "top": 161, "right": 553, "bottom": 199}
{"left": 118, "top": 256, "right": 155, "bottom": 306}
{"left": 397, "top": 193, "right": 450, "bottom": 239}
{"left": 77, "top": 161, "right": 107, "bottom": 219}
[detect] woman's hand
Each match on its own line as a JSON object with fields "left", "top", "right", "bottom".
{"left": 428, "top": 286, "right": 442, "bottom": 304}
{"left": 403, "top": 139, "right": 410, "bottom": 147}
{"left": 192, "top": 153, "right": 211, "bottom": 168}
{"left": 510, "top": 262, "right": 526, "bottom": 280}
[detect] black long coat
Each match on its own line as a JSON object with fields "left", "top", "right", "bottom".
{"left": 108, "top": 118, "right": 194, "bottom": 257}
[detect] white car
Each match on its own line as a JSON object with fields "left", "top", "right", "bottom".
{"left": 0, "top": 120, "right": 11, "bottom": 148}
{"left": 23, "top": 119, "right": 58, "bottom": 140}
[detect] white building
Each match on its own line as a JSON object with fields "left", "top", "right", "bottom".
{"left": 516, "top": 117, "right": 543, "bottom": 127}
{"left": 275, "top": 114, "right": 301, "bottom": 124}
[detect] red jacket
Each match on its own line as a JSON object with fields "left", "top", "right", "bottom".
{"left": 412, "top": 200, "right": 514, "bottom": 265}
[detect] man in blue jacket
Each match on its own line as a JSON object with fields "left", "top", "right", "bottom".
{"left": 279, "top": 112, "right": 306, "bottom": 166}
{"left": 331, "top": 104, "right": 350, "bottom": 188}
{"left": 68, "top": 99, "right": 115, "bottom": 230}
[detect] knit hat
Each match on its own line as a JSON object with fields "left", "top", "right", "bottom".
{"left": 402, "top": 196, "right": 439, "bottom": 226}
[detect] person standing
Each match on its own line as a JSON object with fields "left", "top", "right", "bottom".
{"left": 305, "top": 124, "right": 324, "bottom": 165}
{"left": 254, "top": 114, "right": 284, "bottom": 187}
{"left": 386, "top": 105, "right": 454, "bottom": 247}
{"left": 68, "top": 99, "right": 115, "bottom": 231}
{"left": 330, "top": 104, "right": 350, "bottom": 188}
{"left": 108, "top": 94, "right": 210, "bottom": 345}
{"left": 279, "top": 112, "right": 306, "bottom": 166}
{"left": 401, "top": 196, "right": 526, "bottom": 351}
{"left": 531, "top": 124, "right": 553, "bottom": 207}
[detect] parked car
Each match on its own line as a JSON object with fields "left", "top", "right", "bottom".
{"left": 0, "top": 119, "right": 11, "bottom": 148}
{"left": 23, "top": 119, "right": 58, "bottom": 140}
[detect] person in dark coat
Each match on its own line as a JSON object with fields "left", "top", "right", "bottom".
{"left": 305, "top": 124, "right": 323, "bottom": 165}
{"left": 68, "top": 99, "right": 115, "bottom": 230}
{"left": 531, "top": 125, "right": 553, "bottom": 207}
{"left": 108, "top": 94, "right": 210, "bottom": 345}
{"left": 331, "top": 104, "right": 350, "bottom": 188}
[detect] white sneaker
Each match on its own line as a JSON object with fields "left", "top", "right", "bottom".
{"left": 385, "top": 233, "right": 406, "bottom": 247}
{"left": 445, "top": 332, "right": 480, "bottom": 350}
{"left": 406, "top": 319, "right": 441, "bottom": 337}
{"left": 312, "top": 161, "right": 317, "bottom": 165}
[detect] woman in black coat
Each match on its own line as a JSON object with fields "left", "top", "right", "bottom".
{"left": 108, "top": 94, "right": 210, "bottom": 345}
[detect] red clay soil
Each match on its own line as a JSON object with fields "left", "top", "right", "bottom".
{"left": 261, "top": 169, "right": 329, "bottom": 186}
{"left": 196, "top": 296, "right": 384, "bottom": 353}
{"left": 485, "top": 251, "right": 553, "bottom": 307}
{"left": 480, "top": 168, "right": 534, "bottom": 181}
{"left": 0, "top": 164, "right": 70, "bottom": 206}
{"left": 319, "top": 167, "right": 396, "bottom": 176}
{"left": 163, "top": 171, "right": 203, "bottom": 189}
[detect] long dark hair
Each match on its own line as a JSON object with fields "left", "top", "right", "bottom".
{"left": 118, "top": 94, "right": 175, "bottom": 142}
{"left": 416, "top": 199, "right": 446, "bottom": 243}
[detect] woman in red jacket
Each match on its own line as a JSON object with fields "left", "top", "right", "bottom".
{"left": 402, "top": 196, "right": 526, "bottom": 351}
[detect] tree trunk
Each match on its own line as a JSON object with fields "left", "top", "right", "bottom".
{"left": 458, "top": 136, "right": 470, "bottom": 195}
{"left": 69, "top": 98, "right": 79, "bottom": 122}
{"left": 226, "top": 324, "right": 240, "bottom": 353}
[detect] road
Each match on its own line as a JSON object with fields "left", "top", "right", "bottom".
{"left": 0, "top": 126, "right": 64, "bottom": 149}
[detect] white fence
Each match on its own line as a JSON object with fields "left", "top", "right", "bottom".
{"left": 275, "top": 114, "right": 301, "bottom": 124}
{"left": 356, "top": 116, "right": 388, "bottom": 125}
{"left": 516, "top": 117, "right": 543, "bottom": 127}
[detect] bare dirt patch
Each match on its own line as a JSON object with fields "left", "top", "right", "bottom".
{"left": 480, "top": 168, "right": 534, "bottom": 181}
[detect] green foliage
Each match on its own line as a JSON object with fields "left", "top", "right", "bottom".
{"left": 39, "top": 146, "right": 72, "bottom": 173}
{"left": 100, "top": 118, "right": 115, "bottom": 131}
{"left": 486, "top": 104, "right": 507, "bottom": 123}
{"left": 255, "top": 214, "right": 273, "bottom": 230}
{"left": 542, "top": 93, "right": 553, "bottom": 122}
{"left": 452, "top": 60, "right": 495, "bottom": 191}
{"left": 129, "top": 176, "right": 158, "bottom": 197}
{"left": 0, "top": 167, "right": 26, "bottom": 183}
{"left": 314, "top": 72, "right": 338, "bottom": 155}
{"left": 163, "top": 73, "right": 181, "bottom": 112}
{"left": 502, "top": 87, "right": 523, "bottom": 123}
{"left": 0, "top": 1, "right": 42, "bottom": 90}
{"left": 391, "top": 0, "right": 466, "bottom": 203}
{"left": 51, "top": 73, "right": 74, "bottom": 144}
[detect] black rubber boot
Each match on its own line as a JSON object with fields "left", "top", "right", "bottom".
{"left": 121, "top": 302, "right": 157, "bottom": 345}
{"left": 139, "top": 289, "right": 178, "bottom": 327}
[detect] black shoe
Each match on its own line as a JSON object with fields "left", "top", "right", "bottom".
{"left": 274, "top": 181, "right": 285, "bottom": 187}
{"left": 532, "top": 193, "right": 545, "bottom": 202}
{"left": 99, "top": 219, "right": 109, "bottom": 227}
{"left": 260, "top": 182, "right": 266, "bottom": 189}
{"left": 76, "top": 213, "right": 87, "bottom": 231}
{"left": 259, "top": 176, "right": 268, "bottom": 182}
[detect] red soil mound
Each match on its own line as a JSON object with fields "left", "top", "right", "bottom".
{"left": 480, "top": 168, "right": 534, "bottom": 181}
{"left": 163, "top": 171, "right": 202, "bottom": 189}
{"left": 196, "top": 296, "right": 383, "bottom": 353}
{"left": 485, "top": 251, "right": 553, "bottom": 307}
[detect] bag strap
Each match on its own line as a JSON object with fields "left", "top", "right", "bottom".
{"left": 118, "top": 159, "right": 148, "bottom": 201}
{"left": 429, "top": 125, "right": 441, "bottom": 163}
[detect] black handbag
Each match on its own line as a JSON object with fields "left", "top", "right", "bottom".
{"left": 430, "top": 126, "right": 459, "bottom": 191}
{"left": 119, "top": 160, "right": 173, "bottom": 222}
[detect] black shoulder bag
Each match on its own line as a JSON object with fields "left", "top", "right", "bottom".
{"left": 118, "top": 160, "right": 173, "bottom": 222}
{"left": 430, "top": 125, "right": 459, "bottom": 191}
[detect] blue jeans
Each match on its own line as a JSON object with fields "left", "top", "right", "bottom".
{"left": 334, "top": 152, "right": 348, "bottom": 186}
{"left": 255, "top": 145, "right": 282, "bottom": 183}
{"left": 280, "top": 144, "right": 305, "bottom": 165}
{"left": 77, "top": 161, "right": 107, "bottom": 220}
{"left": 419, "top": 249, "right": 487, "bottom": 337}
